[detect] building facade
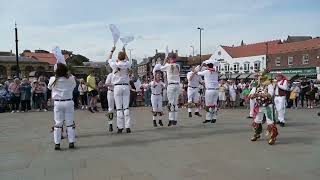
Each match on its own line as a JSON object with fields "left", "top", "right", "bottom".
{"left": 267, "top": 38, "right": 320, "bottom": 80}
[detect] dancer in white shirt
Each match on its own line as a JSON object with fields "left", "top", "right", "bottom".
{"left": 196, "top": 59, "right": 220, "bottom": 123}
{"left": 161, "top": 53, "right": 180, "bottom": 126}
{"left": 48, "top": 63, "right": 76, "bottom": 150}
{"left": 186, "top": 65, "right": 202, "bottom": 118}
{"left": 150, "top": 73, "right": 165, "bottom": 127}
{"left": 274, "top": 74, "right": 288, "bottom": 127}
{"left": 107, "top": 46, "right": 132, "bottom": 133}
{"left": 105, "top": 73, "right": 115, "bottom": 132}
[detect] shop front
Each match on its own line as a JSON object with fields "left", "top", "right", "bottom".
{"left": 269, "top": 67, "right": 318, "bottom": 81}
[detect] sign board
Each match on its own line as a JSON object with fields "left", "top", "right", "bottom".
{"left": 269, "top": 68, "right": 316, "bottom": 75}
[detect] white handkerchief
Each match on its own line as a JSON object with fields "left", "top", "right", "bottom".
{"left": 52, "top": 46, "right": 66, "bottom": 65}
{"left": 120, "top": 36, "right": 134, "bottom": 45}
{"left": 109, "top": 24, "right": 120, "bottom": 45}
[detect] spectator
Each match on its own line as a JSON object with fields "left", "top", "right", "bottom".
{"left": 87, "top": 71, "right": 99, "bottom": 113}
{"left": 8, "top": 78, "right": 21, "bottom": 113}
{"left": 20, "top": 78, "right": 32, "bottom": 112}
{"left": 78, "top": 79, "right": 88, "bottom": 110}
{"left": 218, "top": 80, "right": 227, "bottom": 108}
{"left": 242, "top": 84, "right": 251, "bottom": 108}
{"left": 98, "top": 80, "right": 108, "bottom": 111}
{"left": 306, "top": 84, "right": 317, "bottom": 109}
{"left": 130, "top": 78, "right": 137, "bottom": 107}
{"left": 73, "top": 79, "right": 80, "bottom": 109}
{"left": 290, "top": 83, "right": 300, "bottom": 109}
{"left": 228, "top": 80, "right": 237, "bottom": 108}
{"left": 0, "top": 84, "right": 8, "bottom": 113}
{"left": 38, "top": 76, "right": 48, "bottom": 111}
{"left": 300, "top": 78, "right": 310, "bottom": 108}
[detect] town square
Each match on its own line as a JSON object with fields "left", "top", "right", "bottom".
{"left": 0, "top": 0, "right": 320, "bottom": 179}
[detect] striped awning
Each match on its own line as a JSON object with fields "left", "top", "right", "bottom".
{"left": 247, "top": 73, "right": 257, "bottom": 79}
{"left": 220, "top": 75, "right": 227, "bottom": 80}
{"left": 230, "top": 74, "right": 241, "bottom": 79}
{"left": 238, "top": 73, "right": 251, "bottom": 79}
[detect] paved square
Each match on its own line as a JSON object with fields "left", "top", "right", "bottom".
{"left": 0, "top": 107, "right": 319, "bottom": 180}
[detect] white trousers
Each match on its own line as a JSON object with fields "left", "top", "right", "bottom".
{"left": 205, "top": 89, "right": 219, "bottom": 120}
{"left": 254, "top": 105, "right": 274, "bottom": 125}
{"left": 167, "top": 84, "right": 180, "bottom": 121}
{"left": 274, "top": 96, "right": 286, "bottom": 123}
{"left": 187, "top": 87, "right": 200, "bottom": 113}
{"left": 53, "top": 101, "right": 75, "bottom": 144}
{"left": 249, "top": 99, "right": 256, "bottom": 117}
{"left": 151, "top": 94, "right": 163, "bottom": 112}
{"left": 114, "top": 85, "right": 131, "bottom": 129}
{"left": 107, "top": 90, "right": 115, "bottom": 125}
{"left": 151, "top": 94, "right": 163, "bottom": 120}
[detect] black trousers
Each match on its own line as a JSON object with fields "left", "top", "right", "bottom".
{"left": 100, "top": 91, "right": 108, "bottom": 110}
{"left": 11, "top": 95, "right": 20, "bottom": 111}
{"left": 21, "top": 100, "right": 31, "bottom": 111}
{"left": 300, "top": 93, "right": 305, "bottom": 107}
{"left": 80, "top": 93, "right": 88, "bottom": 106}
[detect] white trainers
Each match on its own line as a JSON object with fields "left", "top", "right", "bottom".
{"left": 11, "top": 110, "right": 15, "bottom": 113}
{"left": 16, "top": 110, "right": 20, "bottom": 113}
{"left": 81, "top": 106, "right": 84, "bottom": 110}
{"left": 43, "top": 109, "right": 48, "bottom": 112}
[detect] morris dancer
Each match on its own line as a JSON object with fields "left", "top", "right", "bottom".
{"left": 150, "top": 72, "right": 165, "bottom": 127}
{"left": 108, "top": 46, "right": 132, "bottom": 133}
{"left": 105, "top": 72, "right": 115, "bottom": 132}
{"left": 250, "top": 71, "right": 278, "bottom": 145}
{"left": 48, "top": 63, "right": 76, "bottom": 150}
{"left": 196, "top": 59, "right": 220, "bottom": 124}
{"left": 248, "top": 81, "right": 257, "bottom": 118}
{"left": 186, "top": 65, "right": 202, "bottom": 118}
{"left": 160, "top": 53, "right": 180, "bottom": 126}
{"left": 274, "top": 74, "right": 288, "bottom": 127}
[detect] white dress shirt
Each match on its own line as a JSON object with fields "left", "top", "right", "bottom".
{"left": 48, "top": 75, "right": 76, "bottom": 100}
{"left": 105, "top": 73, "right": 115, "bottom": 91}
{"left": 108, "top": 59, "right": 131, "bottom": 84}
{"left": 150, "top": 81, "right": 165, "bottom": 95}
{"left": 187, "top": 71, "right": 202, "bottom": 88}
{"left": 197, "top": 70, "right": 219, "bottom": 89}
{"left": 160, "top": 63, "right": 180, "bottom": 84}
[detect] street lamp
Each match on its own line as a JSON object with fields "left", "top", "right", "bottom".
{"left": 14, "top": 22, "right": 20, "bottom": 78}
{"left": 197, "top": 27, "right": 204, "bottom": 64}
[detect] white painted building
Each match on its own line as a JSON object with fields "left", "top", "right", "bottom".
{"left": 210, "top": 40, "right": 281, "bottom": 76}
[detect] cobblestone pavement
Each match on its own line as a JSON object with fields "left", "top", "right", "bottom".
{"left": 0, "top": 107, "right": 319, "bottom": 180}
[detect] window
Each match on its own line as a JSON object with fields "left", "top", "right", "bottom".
{"left": 244, "top": 62, "right": 250, "bottom": 71}
{"left": 302, "top": 54, "right": 309, "bottom": 64}
{"left": 254, "top": 62, "right": 260, "bottom": 71}
{"left": 218, "top": 65, "right": 221, "bottom": 71}
{"left": 224, "top": 64, "right": 230, "bottom": 72}
{"left": 288, "top": 56, "right": 293, "bottom": 66}
{"left": 275, "top": 57, "right": 281, "bottom": 66}
{"left": 233, "top": 63, "right": 239, "bottom": 72}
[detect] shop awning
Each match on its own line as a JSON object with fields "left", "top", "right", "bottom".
{"left": 247, "top": 73, "right": 256, "bottom": 79}
{"left": 220, "top": 75, "right": 227, "bottom": 80}
{"left": 283, "top": 74, "right": 298, "bottom": 80}
{"left": 238, "top": 73, "right": 251, "bottom": 79}
{"left": 230, "top": 74, "right": 241, "bottom": 79}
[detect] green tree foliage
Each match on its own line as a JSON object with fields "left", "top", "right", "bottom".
{"left": 66, "top": 54, "right": 90, "bottom": 66}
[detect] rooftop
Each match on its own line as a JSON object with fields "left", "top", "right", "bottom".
{"left": 0, "top": 56, "right": 49, "bottom": 64}
{"left": 268, "top": 38, "right": 320, "bottom": 54}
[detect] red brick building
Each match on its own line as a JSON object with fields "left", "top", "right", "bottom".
{"left": 267, "top": 38, "right": 320, "bottom": 80}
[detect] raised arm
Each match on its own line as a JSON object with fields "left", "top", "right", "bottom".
{"left": 122, "top": 46, "right": 129, "bottom": 61}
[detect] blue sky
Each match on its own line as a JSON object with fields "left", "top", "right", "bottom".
{"left": 0, "top": 0, "right": 319, "bottom": 62}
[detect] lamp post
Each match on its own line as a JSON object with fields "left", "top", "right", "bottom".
{"left": 14, "top": 22, "right": 20, "bottom": 78}
{"left": 197, "top": 27, "right": 204, "bottom": 64}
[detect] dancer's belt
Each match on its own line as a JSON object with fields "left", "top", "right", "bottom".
{"left": 275, "top": 95, "right": 286, "bottom": 97}
{"left": 152, "top": 93, "right": 161, "bottom": 96}
{"left": 168, "top": 83, "right": 179, "bottom": 85}
{"left": 188, "top": 86, "right": 198, "bottom": 89}
{"left": 114, "top": 83, "right": 129, "bottom": 86}
{"left": 108, "top": 89, "right": 114, "bottom": 92}
{"left": 54, "top": 99, "right": 72, "bottom": 102}
{"left": 207, "top": 88, "right": 219, "bottom": 90}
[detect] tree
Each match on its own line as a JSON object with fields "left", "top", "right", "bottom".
{"left": 66, "top": 54, "right": 90, "bottom": 66}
